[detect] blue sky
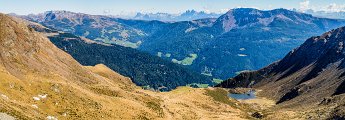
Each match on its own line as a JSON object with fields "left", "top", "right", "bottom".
{"left": 1, "top": 0, "right": 345, "bottom": 15}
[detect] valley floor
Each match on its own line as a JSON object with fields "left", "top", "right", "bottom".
{"left": 236, "top": 90, "right": 301, "bottom": 120}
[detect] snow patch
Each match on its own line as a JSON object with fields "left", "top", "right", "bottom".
{"left": 185, "top": 27, "right": 197, "bottom": 33}
{"left": 33, "top": 97, "right": 40, "bottom": 101}
{"left": 1, "top": 94, "right": 9, "bottom": 100}
{"left": 47, "top": 116, "right": 58, "bottom": 120}
{"left": 33, "top": 94, "right": 48, "bottom": 101}
{"left": 31, "top": 104, "right": 38, "bottom": 109}
{"left": 38, "top": 94, "right": 48, "bottom": 99}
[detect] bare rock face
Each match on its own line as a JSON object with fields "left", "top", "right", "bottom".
{"left": 219, "top": 10, "right": 237, "bottom": 32}
{"left": 251, "top": 112, "right": 263, "bottom": 119}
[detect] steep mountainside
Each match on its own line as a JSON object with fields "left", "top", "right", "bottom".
{"left": 0, "top": 13, "right": 256, "bottom": 120}
{"left": 217, "top": 27, "right": 345, "bottom": 119}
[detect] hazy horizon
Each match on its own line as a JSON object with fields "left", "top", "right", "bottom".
{"left": 1, "top": 0, "right": 345, "bottom": 16}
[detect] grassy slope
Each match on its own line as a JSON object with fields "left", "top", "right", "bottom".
{"left": 0, "top": 13, "right": 252, "bottom": 120}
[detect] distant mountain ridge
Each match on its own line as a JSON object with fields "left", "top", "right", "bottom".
{"left": 139, "top": 8, "right": 345, "bottom": 79}
{"left": 212, "top": 8, "right": 344, "bottom": 32}
{"left": 17, "top": 8, "right": 345, "bottom": 80}
{"left": 133, "top": 10, "right": 222, "bottom": 21}
{"left": 17, "top": 10, "right": 168, "bottom": 48}
{"left": 303, "top": 9, "right": 345, "bottom": 19}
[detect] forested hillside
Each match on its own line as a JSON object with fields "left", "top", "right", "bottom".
{"left": 47, "top": 32, "right": 212, "bottom": 90}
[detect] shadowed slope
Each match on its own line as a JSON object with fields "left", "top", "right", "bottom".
{"left": 217, "top": 27, "right": 345, "bottom": 119}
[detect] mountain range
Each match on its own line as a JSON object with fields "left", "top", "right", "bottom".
{"left": 133, "top": 10, "right": 222, "bottom": 21}
{"left": 303, "top": 9, "right": 345, "bottom": 19}
{"left": 17, "top": 8, "right": 345, "bottom": 81}
{"left": 2, "top": 7, "right": 345, "bottom": 119}
{"left": 17, "top": 10, "right": 166, "bottom": 48}
{"left": 217, "top": 26, "right": 345, "bottom": 119}
{"left": 140, "top": 8, "right": 345, "bottom": 79}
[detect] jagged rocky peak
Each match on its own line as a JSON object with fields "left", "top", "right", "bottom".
{"left": 133, "top": 10, "right": 221, "bottom": 21}
{"left": 180, "top": 9, "right": 207, "bottom": 17}
{"left": 182, "top": 10, "right": 198, "bottom": 15}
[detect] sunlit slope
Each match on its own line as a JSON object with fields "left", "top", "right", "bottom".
{"left": 0, "top": 13, "right": 252, "bottom": 120}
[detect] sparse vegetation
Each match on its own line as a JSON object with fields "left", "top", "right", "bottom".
{"left": 89, "top": 87, "right": 120, "bottom": 97}
{"left": 145, "top": 101, "right": 164, "bottom": 117}
{"left": 205, "top": 88, "right": 237, "bottom": 107}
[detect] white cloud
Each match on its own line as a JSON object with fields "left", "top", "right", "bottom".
{"left": 299, "top": 0, "right": 310, "bottom": 11}
{"left": 219, "top": 8, "right": 230, "bottom": 13}
{"left": 325, "top": 3, "right": 345, "bottom": 12}
{"left": 103, "top": 9, "right": 111, "bottom": 15}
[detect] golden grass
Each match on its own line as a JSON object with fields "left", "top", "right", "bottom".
{"left": 0, "top": 13, "right": 308, "bottom": 120}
